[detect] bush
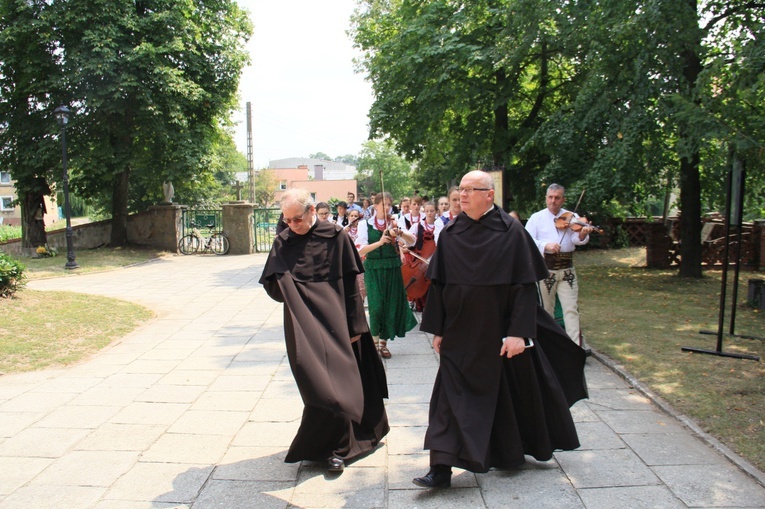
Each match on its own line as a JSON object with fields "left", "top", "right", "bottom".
{"left": 0, "top": 252, "right": 26, "bottom": 298}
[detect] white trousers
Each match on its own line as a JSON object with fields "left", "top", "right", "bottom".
{"left": 539, "top": 267, "right": 582, "bottom": 345}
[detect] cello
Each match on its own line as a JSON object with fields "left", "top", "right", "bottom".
{"left": 401, "top": 242, "right": 434, "bottom": 302}
{"left": 401, "top": 205, "right": 438, "bottom": 309}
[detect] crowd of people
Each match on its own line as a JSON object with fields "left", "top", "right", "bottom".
{"left": 259, "top": 173, "right": 591, "bottom": 489}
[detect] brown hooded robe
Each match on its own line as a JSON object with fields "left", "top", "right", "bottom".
{"left": 420, "top": 206, "right": 588, "bottom": 473}
{"left": 259, "top": 219, "right": 389, "bottom": 462}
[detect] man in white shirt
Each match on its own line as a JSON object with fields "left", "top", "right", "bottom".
{"left": 524, "top": 184, "right": 593, "bottom": 348}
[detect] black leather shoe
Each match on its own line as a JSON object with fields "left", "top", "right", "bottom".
{"left": 327, "top": 457, "right": 345, "bottom": 472}
{"left": 412, "top": 468, "right": 451, "bottom": 488}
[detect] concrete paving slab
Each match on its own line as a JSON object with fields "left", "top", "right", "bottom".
{"left": 621, "top": 431, "right": 730, "bottom": 466}
{"left": 213, "top": 446, "right": 299, "bottom": 482}
{"left": 191, "top": 391, "right": 261, "bottom": 412}
{"left": 0, "top": 484, "right": 105, "bottom": 509}
{"left": 166, "top": 409, "right": 248, "bottom": 435}
{"left": 191, "top": 480, "right": 293, "bottom": 509}
{"left": 292, "top": 466, "right": 386, "bottom": 508}
{"left": 556, "top": 448, "right": 662, "bottom": 488}
{"left": 390, "top": 485, "right": 485, "bottom": 509}
{"left": 74, "top": 423, "right": 167, "bottom": 451}
{"left": 103, "top": 462, "right": 213, "bottom": 504}
{"left": 653, "top": 463, "right": 765, "bottom": 507}
{"left": 577, "top": 485, "right": 688, "bottom": 509}
{"left": 0, "top": 411, "right": 45, "bottom": 437}
{"left": 139, "top": 433, "right": 232, "bottom": 464}
{"left": 0, "top": 457, "right": 53, "bottom": 496}
{"left": 29, "top": 450, "right": 139, "bottom": 487}
{"left": 249, "top": 397, "right": 303, "bottom": 422}
{"left": 0, "top": 426, "right": 90, "bottom": 458}
{"left": 478, "top": 466, "right": 583, "bottom": 509}
{"left": 29, "top": 404, "right": 119, "bottom": 429}
{"left": 108, "top": 401, "right": 189, "bottom": 426}
{"left": 573, "top": 420, "right": 629, "bottom": 450}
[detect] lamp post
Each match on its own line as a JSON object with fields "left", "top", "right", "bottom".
{"left": 54, "top": 105, "right": 78, "bottom": 269}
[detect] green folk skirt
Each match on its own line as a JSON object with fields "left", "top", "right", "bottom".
{"left": 364, "top": 264, "right": 418, "bottom": 341}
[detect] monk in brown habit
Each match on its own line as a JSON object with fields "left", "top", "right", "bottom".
{"left": 413, "top": 170, "right": 588, "bottom": 488}
{"left": 259, "top": 188, "right": 389, "bottom": 472}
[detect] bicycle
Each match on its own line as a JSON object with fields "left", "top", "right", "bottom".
{"left": 178, "top": 221, "right": 230, "bottom": 255}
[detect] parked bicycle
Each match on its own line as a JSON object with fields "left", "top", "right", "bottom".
{"left": 178, "top": 221, "right": 230, "bottom": 255}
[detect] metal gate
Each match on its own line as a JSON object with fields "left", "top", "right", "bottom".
{"left": 181, "top": 208, "right": 223, "bottom": 237}
{"left": 253, "top": 207, "right": 281, "bottom": 252}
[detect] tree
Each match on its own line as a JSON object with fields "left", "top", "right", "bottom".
{"left": 309, "top": 152, "right": 333, "bottom": 161}
{"left": 57, "top": 0, "right": 252, "bottom": 246}
{"left": 253, "top": 169, "right": 278, "bottom": 207}
{"left": 0, "top": 0, "right": 64, "bottom": 250}
{"left": 355, "top": 139, "right": 415, "bottom": 200}
{"left": 354, "top": 0, "right": 765, "bottom": 277}
{"left": 352, "top": 0, "right": 576, "bottom": 211}
{"left": 537, "top": 0, "right": 765, "bottom": 277}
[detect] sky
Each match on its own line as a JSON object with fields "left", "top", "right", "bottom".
{"left": 232, "top": 0, "right": 374, "bottom": 169}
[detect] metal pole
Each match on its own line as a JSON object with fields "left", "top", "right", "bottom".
{"left": 60, "top": 123, "right": 78, "bottom": 269}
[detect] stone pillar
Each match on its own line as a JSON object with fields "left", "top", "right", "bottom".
{"left": 222, "top": 202, "right": 254, "bottom": 255}
{"left": 645, "top": 221, "right": 672, "bottom": 269}
{"left": 146, "top": 204, "right": 186, "bottom": 253}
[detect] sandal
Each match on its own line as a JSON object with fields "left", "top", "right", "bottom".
{"left": 379, "top": 342, "right": 392, "bottom": 359}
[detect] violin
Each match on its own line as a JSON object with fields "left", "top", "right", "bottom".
{"left": 554, "top": 211, "right": 604, "bottom": 234}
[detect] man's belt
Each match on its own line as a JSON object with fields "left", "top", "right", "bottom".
{"left": 544, "top": 252, "right": 573, "bottom": 270}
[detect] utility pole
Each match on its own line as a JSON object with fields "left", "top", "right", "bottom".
{"left": 246, "top": 101, "right": 255, "bottom": 203}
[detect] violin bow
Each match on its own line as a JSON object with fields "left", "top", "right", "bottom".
{"left": 379, "top": 170, "right": 401, "bottom": 252}
{"left": 573, "top": 188, "right": 585, "bottom": 214}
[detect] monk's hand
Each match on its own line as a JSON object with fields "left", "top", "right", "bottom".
{"left": 432, "top": 335, "right": 443, "bottom": 354}
{"left": 500, "top": 336, "right": 526, "bottom": 358}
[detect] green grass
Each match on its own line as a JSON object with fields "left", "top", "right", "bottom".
{"left": 0, "top": 245, "right": 165, "bottom": 373}
{"left": 578, "top": 247, "right": 765, "bottom": 472}
{"left": 0, "top": 290, "right": 153, "bottom": 373}
{"left": 23, "top": 245, "right": 170, "bottom": 280}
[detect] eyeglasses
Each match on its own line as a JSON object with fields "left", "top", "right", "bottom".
{"left": 458, "top": 186, "right": 492, "bottom": 194}
{"left": 283, "top": 208, "right": 310, "bottom": 225}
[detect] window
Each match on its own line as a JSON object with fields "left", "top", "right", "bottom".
{"left": 0, "top": 171, "right": 10, "bottom": 184}
{"left": 1, "top": 197, "right": 14, "bottom": 211}
{"left": 279, "top": 180, "right": 287, "bottom": 190}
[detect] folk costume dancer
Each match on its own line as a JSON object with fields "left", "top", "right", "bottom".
{"left": 436, "top": 186, "right": 461, "bottom": 228}
{"left": 259, "top": 189, "right": 389, "bottom": 473}
{"left": 344, "top": 208, "right": 367, "bottom": 301}
{"left": 413, "top": 171, "right": 587, "bottom": 488}
{"left": 357, "top": 191, "right": 418, "bottom": 359}
{"left": 524, "top": 183, "right": 593, "bottom": 347}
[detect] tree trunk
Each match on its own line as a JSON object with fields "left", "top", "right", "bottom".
{"left": 20, "top": 190, "right": 47, "bottom": 249}
{"left": 492, "top": 69, "right": 511, "bottom": 211}
{"left": 678, "top": 152, "right": 702, "bottom": 277}
{"left": 110, "top": 167, "right": 130, "bottom": 246}
{"left": 677, "top": 0, "right": 703, "bottom": 278}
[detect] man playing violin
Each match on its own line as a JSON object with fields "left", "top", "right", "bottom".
{"left": 525, "top": 183, "right": 593, "bottom": 351}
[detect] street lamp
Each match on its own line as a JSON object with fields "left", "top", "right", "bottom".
{"left": 54, "top": 105, "right": 78, "bottom": 270}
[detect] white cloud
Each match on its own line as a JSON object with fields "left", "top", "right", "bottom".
{"left": 233, "top": 0, "right": 374, "bottom": 168}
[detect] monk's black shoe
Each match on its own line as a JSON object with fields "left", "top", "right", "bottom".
{"left": 412, "top": 468, "right": 451, "bottom": 488}
{"left": 327, "top": 456, "right": 345, "bottom": 472}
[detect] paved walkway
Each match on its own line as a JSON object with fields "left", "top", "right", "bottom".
{"left": 1, "top": 253, "right": 763, "bottom": 508}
